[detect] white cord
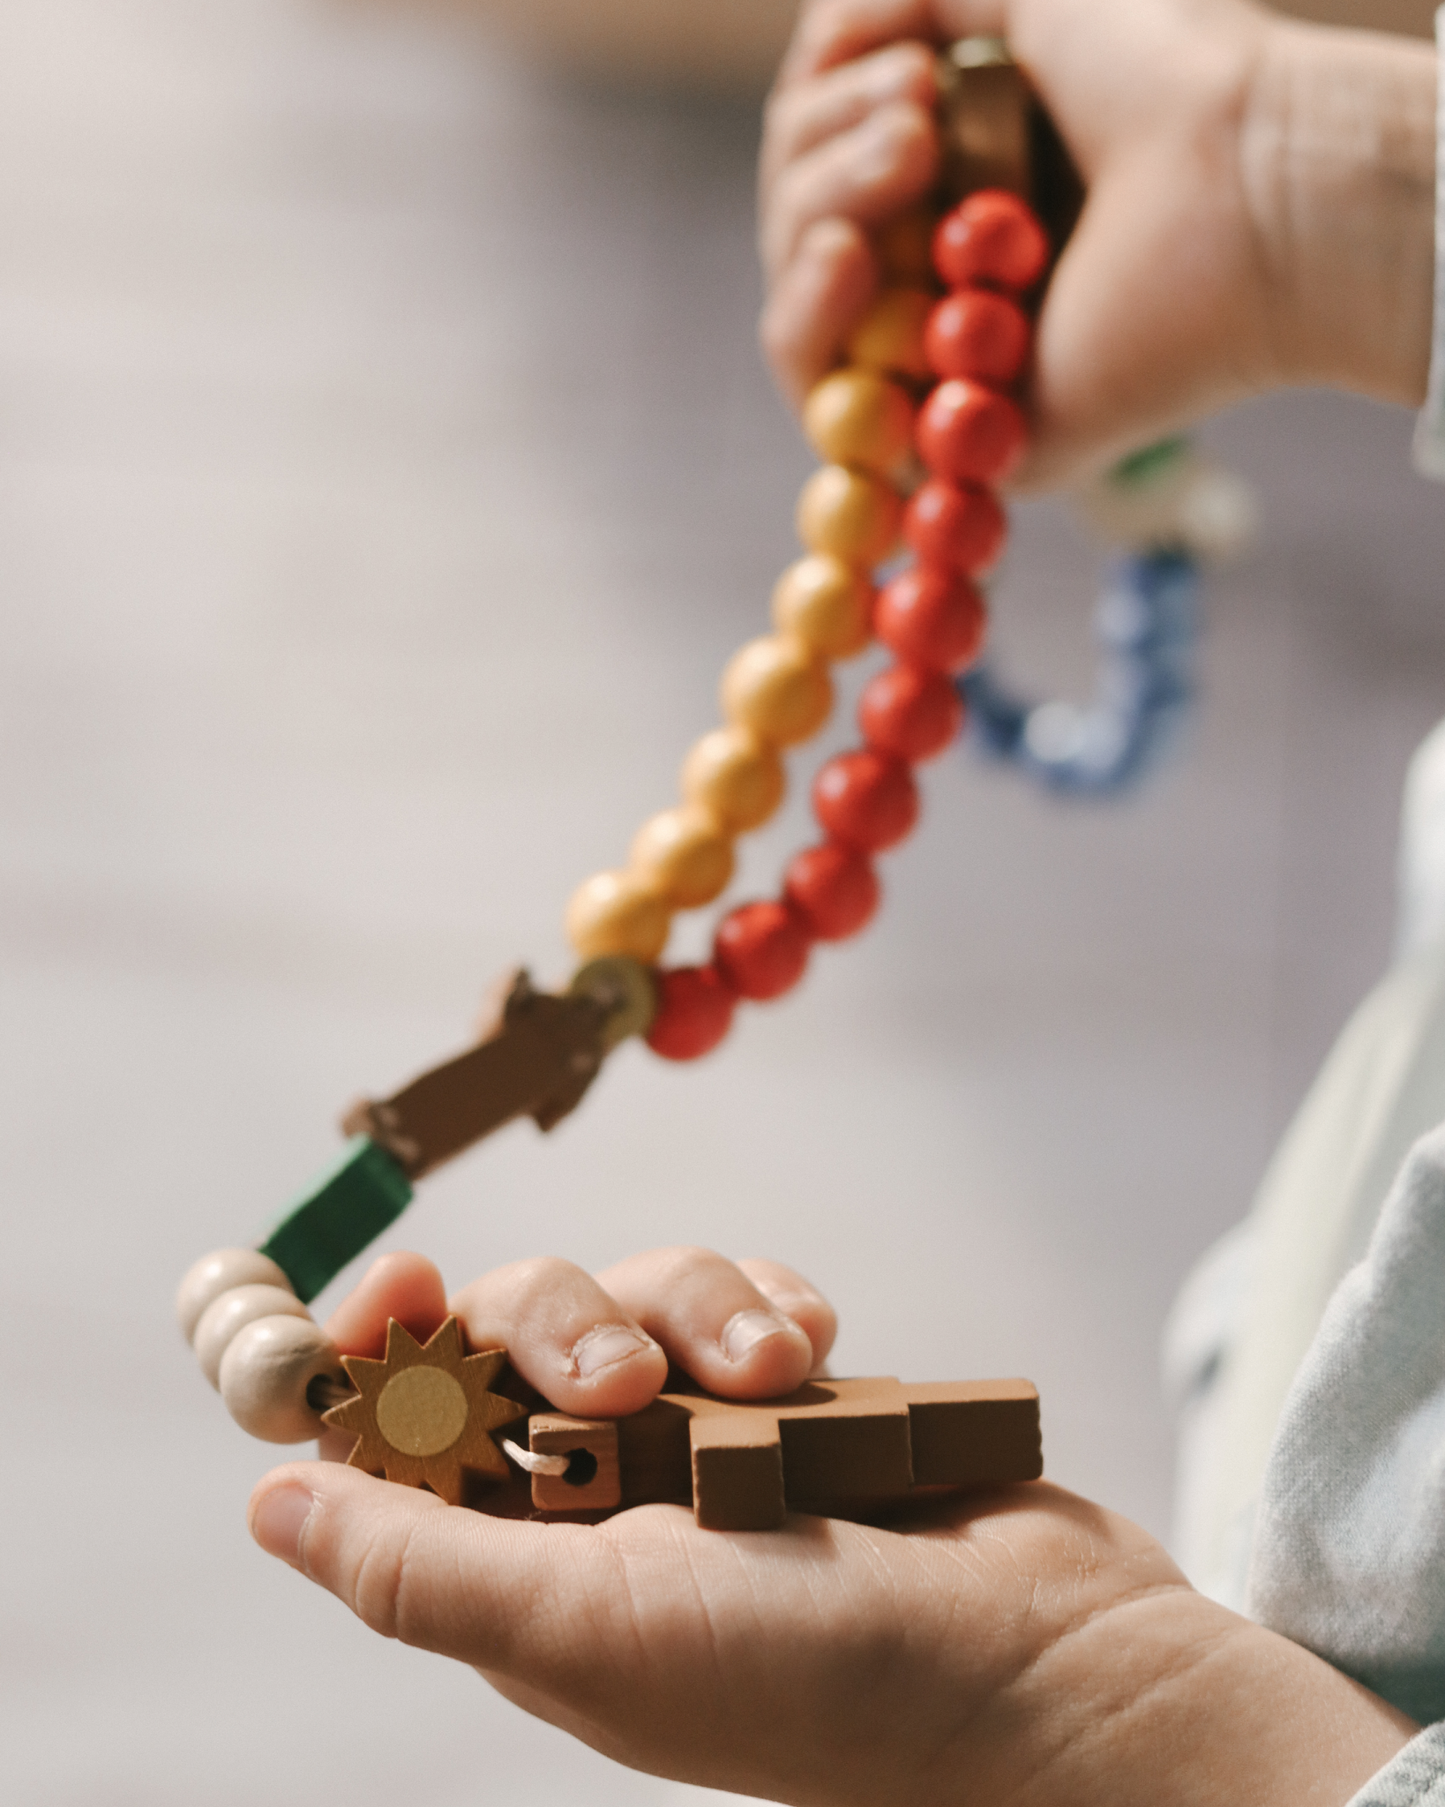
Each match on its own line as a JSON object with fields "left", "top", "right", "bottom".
{"left": 501, "top": 1437, "right": 570, "bottom": 1476}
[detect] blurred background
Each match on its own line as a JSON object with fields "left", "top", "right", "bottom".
{"left": 4, "top": 0, "right": 1444, "bottom": 1802}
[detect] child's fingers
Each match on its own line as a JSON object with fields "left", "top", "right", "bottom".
{"left": 593, "top": 1246, "right": 817, "bottom": 1398}
{"left": 733, "top": 1259, "right": 839, "bottom": 1370}
{"left": 760, "top": 217, "right": 876, "bottom": 407}
{"left": 761, "top": 98, "right": 938, "bottom": 282}
{"left": 322, "top": 1250, "right": 449, "bottom": 1357}
{"left": 449, "top": 1257, "right": 668, "bottom": 1419}
{"left": 761, "top": 41, "right": 937, "bottom": 196}
{"left": 779, "top": 0, "right": 944, "bottom": 86}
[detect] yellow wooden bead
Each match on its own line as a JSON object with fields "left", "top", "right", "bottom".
{"left": 847, "top": 287, "right": 935, "bottom": 380}
{"left": 796, "top": 465, "right": 903, "bottom": 568}
{"left": 802, "top": 369, "right": 915, "bottom": 476}
{"left": 629, "top": 805, "right": 735, "bottom": 908}
{"left": 565, "top": 869, "right": 671, "bottom": 963}
{"left": 875, "top": 208, "right": 937, "bottom": 282}
{"left": 681, "top": 726, "right": 785, "bottom": 831}
{"left": 720, "top": 633, "right": 834, "bottom": 747}
{"left": 771, "top": 554, "right": 874, "bottom": 660}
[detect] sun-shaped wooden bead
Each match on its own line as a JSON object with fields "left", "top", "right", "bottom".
{"left": 322, "top": 1316, "right": 526, "bottom": 1504}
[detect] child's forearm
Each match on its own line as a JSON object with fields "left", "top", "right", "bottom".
{"left": 1244, "top": 17, "right": 1436, "bottom": 406}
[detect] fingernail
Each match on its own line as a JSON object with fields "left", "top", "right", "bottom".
{"left": 571, "top": 1323, "right": 654, "bottom": 1379}
{"left": 723, "top": 1309, "right": 793, "bottom": 1364}
{"left": 250, "top": 1481, "right": 314, "bottom": 1567}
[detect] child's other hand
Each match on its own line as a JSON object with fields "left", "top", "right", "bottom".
{"left": 250, "top": 1248, "right": 1413, "bottom": 1807}
{"left": 761, "top": 0, "right": 1434, "bottom": 487}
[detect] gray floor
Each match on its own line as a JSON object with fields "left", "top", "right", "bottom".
{"left": 7, "top": 2, "right": 1445, "bottom": 1802}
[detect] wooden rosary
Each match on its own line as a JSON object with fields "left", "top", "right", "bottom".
{"left": 176, "top": 45, "right": 1070, "bottom": 1531}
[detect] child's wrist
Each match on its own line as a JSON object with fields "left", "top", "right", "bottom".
{"left": 1242, "top": 16, "right": 1435, "bottom": 406}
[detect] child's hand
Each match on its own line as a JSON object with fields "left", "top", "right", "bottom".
{"left": 314, "top": 1244, "right": 835, "bottom": 1424}
{"left": 251, "top": 1248, "right": 1413, "bottom": 1806}
{"left": 761, "top": 0, "right": 1434, "bottom": 486}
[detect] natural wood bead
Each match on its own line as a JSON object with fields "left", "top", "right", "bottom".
{"left": 630, "top": 804, "right": 734, "bottom": 908}
{"left": 771, "top": 555, "right": 872, "bottom": 660}
{"left": 721, "top": 634, "right": 833, "bottom": 747}
{"left": 195, "top": 1284, "right": 311, "bottom": 1388}
{"left": 802, "top": 370, "right": 914, "bottom": 477}
{"left": 565, "top": 869, "right": 671, "bottom": 963}
{"left": 847, "top": 287, "right": 935, "bottom": 380}
{"left": 176, "top": 1247, "right": 294, "bottom": 1344}
{"left": 681, "top": 727, "right": 785, "bottom": 831}
{"left": 796, "top": 466, "right": 903, "bottom": 568}
{"left": 219, "top": 1315, "right": 346, "bottom": 1444}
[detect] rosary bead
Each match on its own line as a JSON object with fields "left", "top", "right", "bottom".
{"left": 772, "top": 555, "right": 873, "bottom": 660}
{"left": 721, "top": 634, "right": 833, "bottom": 747}
{"left": 645, "top": 964, "right": 736, "bottom": 1060}
{"left": 875, "top": 208, "right": 938, "bottom": 283}
{"left": 916, "top": 378, "right": 1028, "bottom": 486}
{"left": 859, "top": 663, "right": 964, "bottom": 763}
{"left": 194, "top": 1283, "right": 311, "bottom": 1388}
{"left": 713, "top": 900, "right": 811, "bottom": 1000}
{"left": 802, "top": 369, "right": 915, "bottom": 477}
{"left": 566, "top": 869, "right": 671, "bottom": 963}
{"left": 784, "top": 841, "right": 880, "bottom": 941}
{"left": 903, "top": 477, "right": 1006, "bottom": 576}
{"left": 875, "top": 567, "right": 987, "bottom": 673}
{"left": 176, "top": 1247, "right": 295, "bottom": 1344}
{"left": 813, "top": 749, "right": 919, "bottom": 852}
{"left": 219, "top": 1314, "right": 347, "bottom": 1444}
{"left": 847, "top": 287, "right": 935, "bottom": 380}
{"left": 630, "top": 805, "right": 735, "bottom": 908}
{"left": 933, "top": 189, "right": 1050, "bottom": 292}
{"left": 796, "top": 465, "right": 903, "bottom": 568}
{"left": 681, "top": 726, "right": 785, "bottom": 831}
{"left": 924, "top": 289, "right": 1031, "bottom": 386}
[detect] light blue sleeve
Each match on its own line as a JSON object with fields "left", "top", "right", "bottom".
{"left": 1348, "top": 1726, "right": 1445, "bottom": 1807}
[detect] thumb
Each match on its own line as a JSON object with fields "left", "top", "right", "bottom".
{"left": 248, "top": 1462, "right": 582, "bottom": 1669}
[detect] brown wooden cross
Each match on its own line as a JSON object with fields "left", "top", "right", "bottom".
{"left": 532, "top": 1375, "right": 1043, "bottom": 1530}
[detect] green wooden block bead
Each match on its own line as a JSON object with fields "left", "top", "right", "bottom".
{"left": 258, "top": 1137, "right": 414, "bottom": 1304}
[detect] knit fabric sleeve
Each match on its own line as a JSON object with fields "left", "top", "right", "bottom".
{"left": 1347, "top": 1725, "right": 1445, "bottom": 1807}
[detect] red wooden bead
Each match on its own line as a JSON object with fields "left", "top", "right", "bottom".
{"left": 812, "top": 749, "right": 919, "bottom": 852}
{"left": 785, "top": 841, "right": 880, "bottom": 941}
{"left": 924, "top": 289, "right": 1031, "bottom": 386}
{"left": 917, "top": 378, "right": 1028, "bottom": 485}
{"left": 713, "top": 901, "right": 811, "bottom": 1001}
{"left": 874, "top": 567, "right": 987, "bottom": 674}
{"left": 932, "top": 189, "right": 1050, "bottom": 292}
{"left": 859, "top": 663, "right": 963, "bottom": 762}
{"left": 903, "top": 477, "right": 1006, "bottom": 576}
{"left": 646, "top": 965, "right": 736, "bottom": 1061}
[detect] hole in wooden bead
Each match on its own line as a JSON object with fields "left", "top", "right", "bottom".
{"left": 375, "top": 1366, "right": 470, "bottom": 1458}
{"left": 563, "top": 1448, "right": 599, "bottom": 1487}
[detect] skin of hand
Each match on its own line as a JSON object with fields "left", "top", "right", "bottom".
{"left": 760, "top": 0, "right": 1437, "bottom": 486}
{"left": 251, "top": 1248, "right": 1416, "bottom": 1806}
